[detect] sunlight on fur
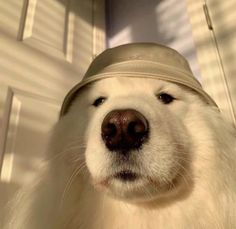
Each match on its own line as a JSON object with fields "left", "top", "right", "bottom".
{"left": 3, "top": 77, "right": 236, "bottom": 229}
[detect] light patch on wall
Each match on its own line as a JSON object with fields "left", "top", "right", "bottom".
{"left": 109, "top": 26, "right": 132, "bottom": 48}
{"left": 1, "top": 153, "right": 14, "bottom": 183}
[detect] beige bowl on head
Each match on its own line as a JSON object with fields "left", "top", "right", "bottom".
{"left": 60, "top": 43, "right": 218, "bottom": 117}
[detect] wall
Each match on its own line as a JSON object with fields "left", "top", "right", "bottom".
{"left": 186, "top": 0, "right": 236, "bottom": 123}
{"left": 106, "top": 0, "right": 201, "bottom": 79}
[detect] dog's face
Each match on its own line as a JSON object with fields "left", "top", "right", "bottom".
{"left": 68, "top": 77, "right": 205, "bottom": 203}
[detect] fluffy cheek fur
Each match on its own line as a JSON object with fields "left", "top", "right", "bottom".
{"left": 85, "top": 95, "right": 192, "bottom": 202}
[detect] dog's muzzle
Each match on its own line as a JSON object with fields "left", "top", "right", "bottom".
{"left": 101, "top": 109, "right": 149, "bottom": 155}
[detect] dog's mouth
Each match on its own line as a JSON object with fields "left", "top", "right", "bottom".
{"left": 94, "top": 169, "right": 141, "bottom": 188}
{"left": 92, "top": 166, "right": 189, "bottom": 204}
{"left": 113, "top": 170, "right": 139, "bottom": 182}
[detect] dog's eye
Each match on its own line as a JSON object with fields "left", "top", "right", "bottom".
{"left": 92, "top": 97, "right": 106, "bottom": 107}
{"left": 157, "top": 93, "right": 175, "bottom": 104}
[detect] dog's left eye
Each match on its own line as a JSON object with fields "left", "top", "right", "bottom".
{"left": 157, "top": 93, "right": 175, "bottom": 104}
{"left": 92, "top": 97, "right": 106, "bottom": 107}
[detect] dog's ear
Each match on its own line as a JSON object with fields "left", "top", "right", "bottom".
{"left": 207, "top": 107, "right": 236, "bottom": 160}
{"left": 212, "top": 108, "right": 235, "bottom": 136}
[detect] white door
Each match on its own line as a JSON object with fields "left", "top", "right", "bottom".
{"left": 0, "top": 0, "right": 105, "bottom": 215}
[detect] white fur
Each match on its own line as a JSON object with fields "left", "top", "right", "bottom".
{"left": 3, "top": 77, "right": 236, "bottom": 229}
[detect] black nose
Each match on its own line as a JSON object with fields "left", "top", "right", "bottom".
{"left": 101, "top": 109, "right": 149, "bottom": 153}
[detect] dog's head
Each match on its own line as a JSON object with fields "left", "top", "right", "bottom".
{"left": 63, "top": 76, "right": 215, "bottom": 204}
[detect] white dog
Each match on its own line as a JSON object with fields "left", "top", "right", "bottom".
{"left": 3, "top": 43, "right": 236, "bottom": 229}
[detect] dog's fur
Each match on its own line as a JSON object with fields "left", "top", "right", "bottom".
{"left": 4, "top": 77, "right": 236, "bottom": 229}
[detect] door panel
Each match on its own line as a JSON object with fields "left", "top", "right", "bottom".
{"left": 19, "top": 0, "right": 81, "bottom": 61}
{"left": 26, "top": 0, "right": 67, "bottom": 49}
{"left": 0, "top": 0, "right": 24, "bottom": 37}
{"left": 1, "top": 87, "right": 59, "bottom": 185}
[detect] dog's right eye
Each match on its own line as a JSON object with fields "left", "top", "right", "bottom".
{"left": 157, "top": 93, "right": 175, "bottom": 104}
{"left": 92, "top": 97, "right": 106, "bottom": 107}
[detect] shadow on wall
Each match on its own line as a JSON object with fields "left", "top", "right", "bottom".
{"left": 106, "top": 0, "right": 176, "bottom": 45}
{"left": 106, "top": 0, "right": 202, "bottom": 80}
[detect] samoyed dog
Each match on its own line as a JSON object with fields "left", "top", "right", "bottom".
{"left": 3, "top": 43, "right": 236, "bottom": 229}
